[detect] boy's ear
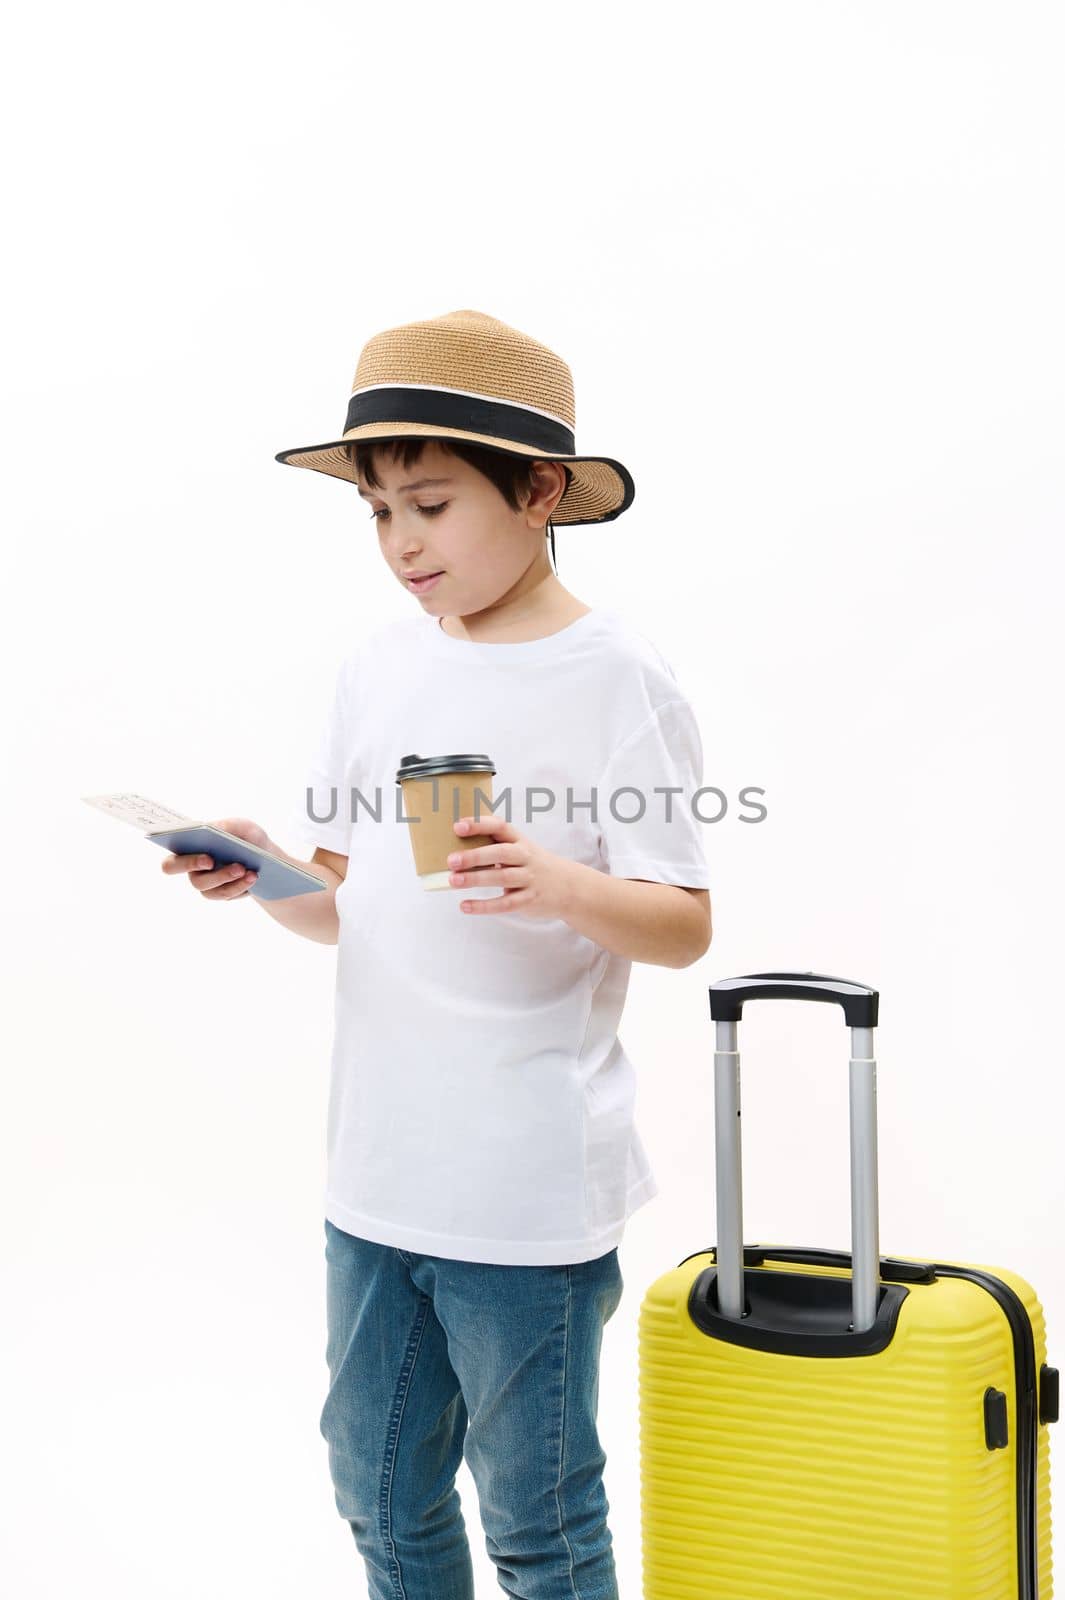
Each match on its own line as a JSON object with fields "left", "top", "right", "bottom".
{"left": 526, "top": 459, "right": 567, "bottom": 522}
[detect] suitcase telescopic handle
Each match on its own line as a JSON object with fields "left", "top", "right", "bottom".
{"left": 708, "top": 971, "right": 882, "bottom": 1334}
{"left": 709, "top": 972, "right": 879, "bottom": 1029}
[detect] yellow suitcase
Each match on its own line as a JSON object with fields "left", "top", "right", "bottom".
{"left": 638, "top": 973, "right": 1058, "bottom": 1598}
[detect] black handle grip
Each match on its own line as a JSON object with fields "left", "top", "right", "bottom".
{"left": 709, "top": 971, "right": 879, "bottom": 1028}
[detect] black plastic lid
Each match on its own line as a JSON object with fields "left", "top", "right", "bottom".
{"left": 396, "top": 752, "right": 497, "bottom": 785}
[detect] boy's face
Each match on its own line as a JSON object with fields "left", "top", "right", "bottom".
{"left": 356, "top": 440, "right": 563, "bottom": 617}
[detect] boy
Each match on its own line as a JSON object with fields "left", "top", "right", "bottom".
{"left": 162, "top": 310, "right": 712, "bottom": 1599}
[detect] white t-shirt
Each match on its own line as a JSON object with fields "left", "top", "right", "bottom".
{"left": 290, "top": 605, "right": 712, "bottom": 1265}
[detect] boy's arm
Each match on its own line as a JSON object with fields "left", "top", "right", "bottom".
{"left": 253, "top": 843, "right": 346, "bottom": 945}
{"left": 560, "top": 865, "right": 712, "bottom": 969}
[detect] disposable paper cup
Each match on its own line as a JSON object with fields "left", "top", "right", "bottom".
{"left": 396, "top": 753, "right": 498, "bottom": 891}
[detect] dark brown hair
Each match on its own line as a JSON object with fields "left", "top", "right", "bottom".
{"left": 349, "top": 437, "right": 570, "bottom": 516}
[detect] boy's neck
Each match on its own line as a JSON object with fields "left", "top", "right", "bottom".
{"left": 439, "top": 578, "right": 592, "bottom": 644}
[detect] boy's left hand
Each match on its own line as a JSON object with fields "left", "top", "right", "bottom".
{"left": 447, "top": 816, "right": 576, "bottom": 918}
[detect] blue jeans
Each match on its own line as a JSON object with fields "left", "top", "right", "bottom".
{"left": 320, "top": 1218, "right": 624, "bottom": 1599}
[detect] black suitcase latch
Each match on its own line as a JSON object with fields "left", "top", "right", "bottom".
{"left": 984, "top": 1387, "right": 1009, "bottom": 1450}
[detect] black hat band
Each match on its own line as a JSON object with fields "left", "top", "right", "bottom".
{"left": 343, "top": 385, "right": 576, "bottom": 456}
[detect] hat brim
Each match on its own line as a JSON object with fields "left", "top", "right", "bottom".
{"left": 274, "top": 422, "right": 634, "bottom": 526}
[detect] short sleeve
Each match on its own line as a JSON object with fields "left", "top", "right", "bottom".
{"left": 289, "top": 659, "right": 354, "bottom": 856}
{"left": 596, "top": 697, "right": 711, "bottom": 889}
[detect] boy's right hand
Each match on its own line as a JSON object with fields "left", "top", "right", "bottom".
{"left": 160, "top": 817, "right": 272, "bottom": 901}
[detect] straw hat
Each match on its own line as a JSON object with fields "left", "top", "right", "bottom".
{"left": 274, "top": 309, "right": 635, "bottom": 526}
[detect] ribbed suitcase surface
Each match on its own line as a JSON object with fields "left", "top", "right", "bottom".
{"left": 639, "top": 1248, "right": 1054, "bottom": 1598}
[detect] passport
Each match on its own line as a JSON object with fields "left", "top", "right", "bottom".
{"left": 82, "top": 792, "right": 329, "bottom": 901}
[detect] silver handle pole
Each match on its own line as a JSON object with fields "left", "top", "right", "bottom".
{"left": 714, "top": 1017, "right": 881, "bottom": 1332}
{"left": 713, "top": 1019, "right": 744, "bottom": 1319}
{"left": 849, "top": 1026, "right": 880, "bottom": 1332}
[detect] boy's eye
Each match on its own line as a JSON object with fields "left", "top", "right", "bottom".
{"left": 368, "top": 502, "right": 449, "bottom": 522}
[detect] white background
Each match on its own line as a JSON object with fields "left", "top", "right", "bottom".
{"left": 3, "top": 2, "right": 1062, "bottom": 1594}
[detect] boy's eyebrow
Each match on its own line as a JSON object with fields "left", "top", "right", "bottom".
{"left": 355, "top": 477, "right": 454, "bottom": 499}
